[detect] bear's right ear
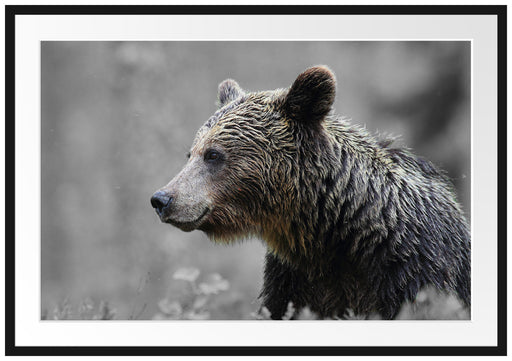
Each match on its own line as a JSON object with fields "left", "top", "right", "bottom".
{"left": 283, "top": 66, "right": 336, "bottom": 125}
{"left": 217, "top": 79, "right": 244, "bottom": 107}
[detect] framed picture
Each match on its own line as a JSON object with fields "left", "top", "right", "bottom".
{"left": 5, "top": 4, "right": 506, "bottom": 356}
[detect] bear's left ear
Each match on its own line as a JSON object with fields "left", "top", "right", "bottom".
{"left": 217, "top": 79, "right": 244, "bottom": 107}
{"left": 283, "top": 66, "right": 336, "bottom": 125}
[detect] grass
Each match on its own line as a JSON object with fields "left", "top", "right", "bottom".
{"left": 152, "top": 267, "right": 231, "bottom": 320}
{"left": 42, "top": 298, "right": 116, "bottom": 320}
{"left": 43, "top": 269, "right": 469, "bottom": 320}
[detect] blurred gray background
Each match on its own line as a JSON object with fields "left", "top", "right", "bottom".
{"left": 41, "top": 41, "right": 470, "bottom": 320}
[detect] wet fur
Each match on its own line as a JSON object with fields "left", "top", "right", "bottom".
{"left": 169, "top": 66, "right": 471, "bottom": 319}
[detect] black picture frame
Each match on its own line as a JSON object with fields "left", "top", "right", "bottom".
{"left": 5, "top": 4, "right": 507, "bottom": 357}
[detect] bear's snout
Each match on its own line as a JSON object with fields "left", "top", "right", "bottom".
{"left": 151, "top": 190, "right": 174, "bottom": 217}
{"left": 151, "top": 176, "right": 210, "bottom": 231}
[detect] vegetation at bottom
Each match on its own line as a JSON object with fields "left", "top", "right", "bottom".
{"left": 43, "top": 268, "right": 469, "bottom": 321}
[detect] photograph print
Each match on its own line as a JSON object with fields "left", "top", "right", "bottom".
{"left": 41, "top": 41, "right": 471, "bottom": 321}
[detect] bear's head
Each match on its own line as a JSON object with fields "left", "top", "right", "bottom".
{"left": 151, "top": 66, "right": 337, "bottom": 251}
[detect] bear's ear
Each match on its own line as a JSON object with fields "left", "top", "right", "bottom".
{"left": 283, "top": 66, "right": 336, "bottom": 125}
{"left": 217, "top": 79, "right": 244, "bottom": 107}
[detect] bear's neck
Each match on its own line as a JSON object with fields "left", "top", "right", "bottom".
{"left": 263, "top": 122, "right": 390, "bottom": 273}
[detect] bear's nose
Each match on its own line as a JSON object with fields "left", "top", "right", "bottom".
{"left": 151, "top": 190, "right": 173, "bottom": 212}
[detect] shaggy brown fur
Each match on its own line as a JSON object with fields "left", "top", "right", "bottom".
{"left": 151, "top": 66, "right": 470, "bottom": 319}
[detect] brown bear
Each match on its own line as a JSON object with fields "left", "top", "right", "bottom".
{"left": 151, "top": 66, "right": 470, "bottom": 319}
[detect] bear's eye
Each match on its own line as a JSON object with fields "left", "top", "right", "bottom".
{"left": 186, "top": 152, "right": 191, "bottom": 159}
{"left": 204, "top": 149, "right": 222, "bottom": 163}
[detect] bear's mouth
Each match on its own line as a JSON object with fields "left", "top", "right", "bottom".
{"left": 164, "top": 207, "right": 210, "bottom": 232}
